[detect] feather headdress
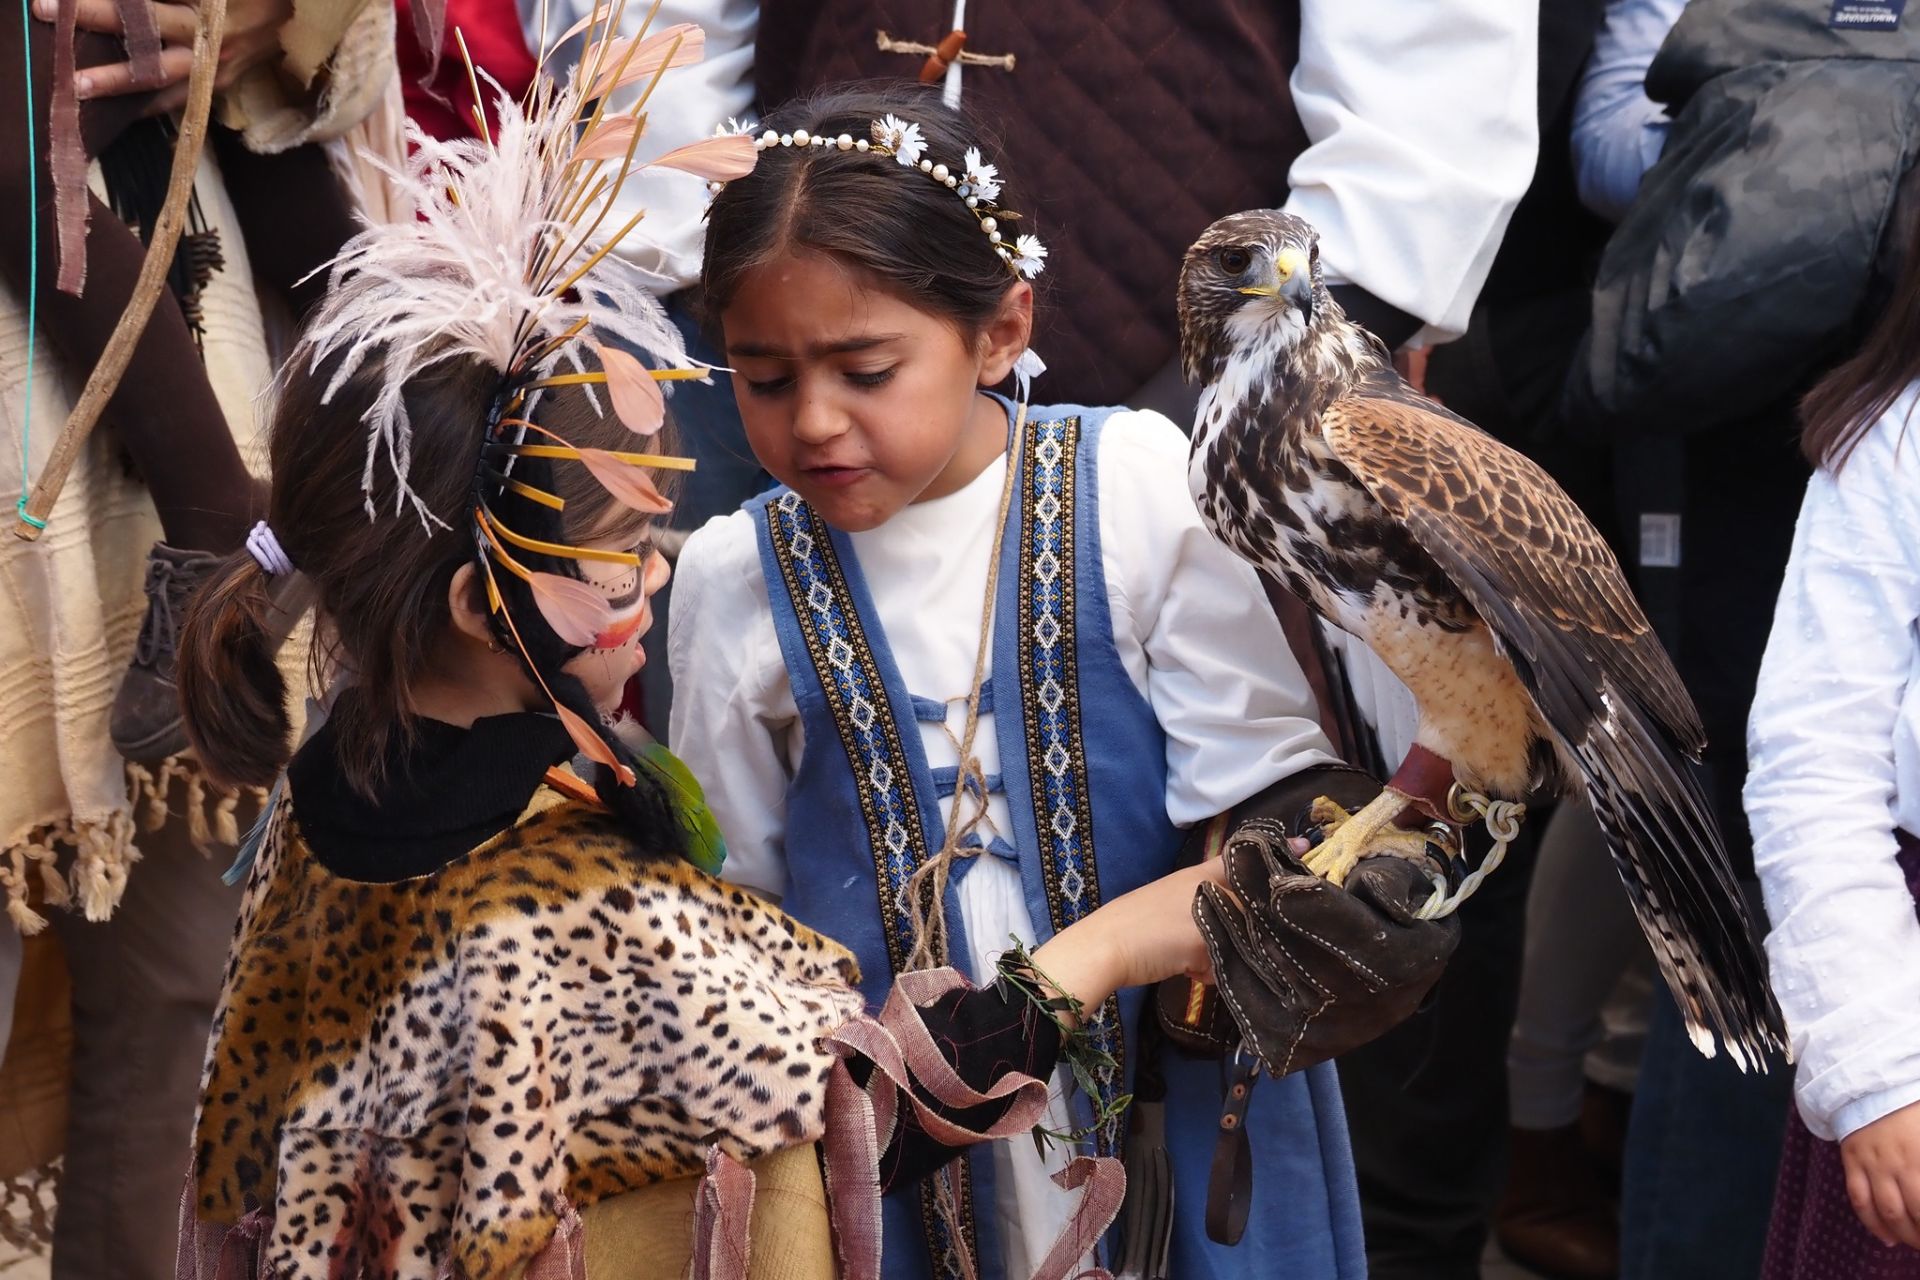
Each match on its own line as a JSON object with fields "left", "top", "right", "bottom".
{"left": 289, "top": 4, "right": 747, "bottom": 872}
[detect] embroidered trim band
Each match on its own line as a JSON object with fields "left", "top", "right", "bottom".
{"left": 1015, "top": 415, "right": 1127, "bottom": 1152}
{"left": 762, "top": 490, "right": 984, "bottom": 1278}
{"left": 765, "top": 492, "right": 933, "bottom": 974}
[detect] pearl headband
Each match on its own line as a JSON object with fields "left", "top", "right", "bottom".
{"left": 708, "top": 114, "right": 1048, "bottom": 280}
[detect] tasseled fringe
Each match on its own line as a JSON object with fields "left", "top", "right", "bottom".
{"left": 68, "top": 809, "right": 139, "bottom": 924}
{"left": 124, "top": 754, "right": 255, "bottom": 850}
{"left": 0, "top": 1158, "right": 59, "bottom": 1253}
{"left": 0, "top": 831, "right": 71, "bottom": 936}
{"left": 0, "top": 818, "right": 104, "bottom": 936}
{"left": 3, "top": 755, "right": 263, "bottom": 933}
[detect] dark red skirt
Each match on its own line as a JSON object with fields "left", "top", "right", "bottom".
{"left": 1764, "top": 1107, "right": 1920, "bottom": 1279}
{"left": 1764, "top": 830, "right": 1920, "bottom": 1277}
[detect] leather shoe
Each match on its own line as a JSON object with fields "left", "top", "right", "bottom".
{"left": 1495, "top": 1123, "right": 1619, "bottom": 1279}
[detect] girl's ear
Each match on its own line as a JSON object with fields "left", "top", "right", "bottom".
{"left": 446, "top": 562, "right": 497, "bottom": 647}
{"left": 976, "top": 280, "right": 1034, "bottom": 388}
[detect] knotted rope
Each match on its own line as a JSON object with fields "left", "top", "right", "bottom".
{"left": 901, "top": 401, "right": 1028, "bottom": 976}
{"left": 1413, "top": 786, "right": 1527, "bottom": 920}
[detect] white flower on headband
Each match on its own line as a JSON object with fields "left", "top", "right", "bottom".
{"left": 1013, "top": 234, "right": 1048, "bottom": 280}
{"left": 874, "top": 114, "right": 926, "bottom": 167}
{"left": 961, "top": 146, "right": 1001, "bottom": 203}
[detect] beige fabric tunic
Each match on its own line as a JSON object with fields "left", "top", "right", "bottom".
{"left": 0, "top": 0, "right": 393, "bottom": 930}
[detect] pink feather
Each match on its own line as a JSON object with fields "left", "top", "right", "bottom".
{"left": 530, "top": 571, "right": 615, "bottom": 647}
{"left": 554, "top": 701, "right": 636, "bottom": 786}
{"left": 587, "top": 23, "right": 704, "bottom": 99}
{"left": 579, "top": 447, "right": 674, "bottom": 514}
{"left": 575, "top": 115, "right": 640, "bottom": 162}
{"left": 593, "top": 342, "right": 666, "bottom": 435}
{"left": 552, "top": 2, "right": 609, "bottom": 47}
{"left": 647, "top": 135, "right": 756, "bottom": 181}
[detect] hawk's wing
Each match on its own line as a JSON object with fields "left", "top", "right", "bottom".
{"left": 1320, "top": 375, "right": 1786, "bottom": 1066}
{"left": 1322, "top": 379, "right": 1701, "bottom": 750}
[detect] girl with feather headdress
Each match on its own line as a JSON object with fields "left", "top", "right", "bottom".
{"left": 167, "top": 19, "right": 1233, "bottom": 1277}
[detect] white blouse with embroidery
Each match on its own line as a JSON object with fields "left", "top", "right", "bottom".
{"left": 667, "top": 406, "right": 1337, "bottom": 1276}
{"left": 1746, "top": 389, "right": 1920, "bottom": 1143}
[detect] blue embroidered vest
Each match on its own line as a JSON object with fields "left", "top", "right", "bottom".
{"left": 749, "top": 403, "right": 1364, "bottom": 1280}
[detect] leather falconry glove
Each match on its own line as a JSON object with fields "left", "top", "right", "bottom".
{"left": 1193, "top": 816, "right": 1460, "bottom": 1078}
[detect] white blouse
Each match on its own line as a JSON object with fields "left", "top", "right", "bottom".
{"left": 1746, "top": 388, "right": 1920, "bottom": 1143}
{"left": 667, "top": 406, "right": 1337, "bottom": 1276}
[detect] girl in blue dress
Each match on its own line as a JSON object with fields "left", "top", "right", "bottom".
{"left": 670, "top": 84, "right": 1369, "bottom": 1280}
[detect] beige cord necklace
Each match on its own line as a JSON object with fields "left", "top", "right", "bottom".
{"left": 901, "top": 397, "right": 1029, "bottom": 974}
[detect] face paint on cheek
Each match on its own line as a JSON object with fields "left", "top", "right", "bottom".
{"left": 589, "top": 606, "right": 647, "bottom": 651}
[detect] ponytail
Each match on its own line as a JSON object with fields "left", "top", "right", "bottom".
{"left": 176, "top": 553, "right": 293, "bottom": 789}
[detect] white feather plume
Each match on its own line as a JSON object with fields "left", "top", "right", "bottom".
{"left": 295, "top": 61, "right": 692, "bottom": 527}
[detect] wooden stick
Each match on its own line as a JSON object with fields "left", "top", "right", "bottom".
{"left": 14, "top": 0, "right": 229, "bottom": 540}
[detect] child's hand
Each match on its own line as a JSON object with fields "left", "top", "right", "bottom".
{"left": 1024, "top": 849, "right": 1303, "bottom": 1024}
{"left": 1841, "top": 1099, "right": 1920, "bottom": 1248}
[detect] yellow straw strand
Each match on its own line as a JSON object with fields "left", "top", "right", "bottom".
{"left": 500, "top": 476, "right": 567, "bottom": 509}
{"left": 509, "top": 443, "right": 698, "bottom": 470}
{"left": 483, "top": 507, "right": 643, "bottom": 564}
{"left": 454, "top": 29, "right": 493, "bottom": 148}
{"left": 527, "top": 372, "right": 608, "bottom": 388}
{"left": 476, "top": 511, "right": 534, "bottom": 581}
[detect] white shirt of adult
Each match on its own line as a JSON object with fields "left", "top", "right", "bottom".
{"left": 515, "top": 0, "right": 1534, "bottom": 338}
{"left": 1285, "top": 0, "right": 1538, "bottom": 344}
{"left": 1746, "top": 387, "right": 1920, "bottom": 1143}
{"left": 668, "top": 407, "right": 1337, "bottom": 1278}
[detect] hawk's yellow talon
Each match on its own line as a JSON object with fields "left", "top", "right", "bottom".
{"left": 1301, "top": 789, "right": 1437, "bottom": 886}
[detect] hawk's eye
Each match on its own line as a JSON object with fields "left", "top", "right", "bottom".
{"left": 1216, "top": 247, "right": 1253, "bottom": 276}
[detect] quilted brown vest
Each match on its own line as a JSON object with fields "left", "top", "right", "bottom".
{"left": 756, "top": 2, "right": 1306, "bottom": 406}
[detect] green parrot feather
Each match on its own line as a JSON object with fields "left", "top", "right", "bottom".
{"left": 637, "top": 741, "right": 728, "bottom": 876}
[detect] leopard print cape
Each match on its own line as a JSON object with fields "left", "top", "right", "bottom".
{"left": 181, "top": 779, "right": 866, "bottom": 1279}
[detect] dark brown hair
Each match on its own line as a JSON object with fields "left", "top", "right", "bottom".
{"left": 1800, "top": 206, "right": 1920, "bottom": 472}
{"left": 177, "top": 345, "right": 665, "bottom": 798}
{"left": 701, "top": 82, "right": 1029, "bottom": 338}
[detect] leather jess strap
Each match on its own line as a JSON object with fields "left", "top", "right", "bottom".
{"left": 1206, "top": 1054, "right": 1261, "bottom": 1246}
{"left": 1387, "top": 742, "right": 1457, "bottom": 829}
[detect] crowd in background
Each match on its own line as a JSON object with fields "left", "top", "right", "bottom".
{"left": 1, "top": 1, "right": 1917, "bottom": 1278}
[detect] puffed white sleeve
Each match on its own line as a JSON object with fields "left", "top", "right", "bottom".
{"left": 1282, "top": 0, "right": 1538, "bottom": 343}
{"left": 1746, "top": 403, "right": 1920, "bottom": 1142}
{"left": 667, "top": 511, "right": 800, "bottom": 901}
{"left": 1098, "top": 411, "right": 1341, "bottom": 827}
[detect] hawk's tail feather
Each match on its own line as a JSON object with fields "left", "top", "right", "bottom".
{"left": 1522, "top": 626, "right": 1788, "bottom": 1070}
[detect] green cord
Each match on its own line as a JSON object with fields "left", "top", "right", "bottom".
{"left": 14, "top": 0, "right": 42, "bottom": 531}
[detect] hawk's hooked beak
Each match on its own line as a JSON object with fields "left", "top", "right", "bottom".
{"left": 1238, "top": 248, "right": 1314, "bottom": 323}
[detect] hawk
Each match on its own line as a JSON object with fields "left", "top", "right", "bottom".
{"left": 1177, "top": 209, "right": 1786, "bottom": 1066}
